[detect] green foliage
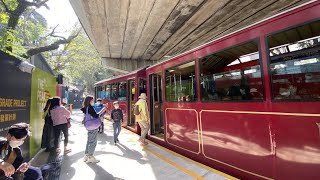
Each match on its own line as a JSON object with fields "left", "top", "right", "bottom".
{"left": 47, "top": 30, "right": 113, "bottom": 94}
{"left": 1, "top": 0, "right": 112, "bottom": 94}
{"left": 0, "top": 0, "right": 48, "bottom": 57}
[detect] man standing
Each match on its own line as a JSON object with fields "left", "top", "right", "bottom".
{"left": 93, "top": 98, "right": 106, "bottom": 134}
{"left": 134, "top": 93, "right": 150, "bottom": 145}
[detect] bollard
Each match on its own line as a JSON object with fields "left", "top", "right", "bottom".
{"left": 69, "top": 104, "right": 73, "bottom": 113}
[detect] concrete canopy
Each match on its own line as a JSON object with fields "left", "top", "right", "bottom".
{"left": 70, "top": 0, "right": 313, "bottom": 72}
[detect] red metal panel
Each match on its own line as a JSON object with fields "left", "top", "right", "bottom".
{"left": 200, "top": 110, "right": 273, "bottom": 179}
{"left": 119, "top": 101, "right": 127, "bottom": 125}
{"left": 272, "top": 114, "right": 320, "bottom": 180}
{"left": 270, "top": 102, "right": 320, "bottom": 180}
{"left": 165, "top": 107, "right": 200, "bottom": 154}
{"left": 56, "top": 84, "right": 62, "bottom": 98}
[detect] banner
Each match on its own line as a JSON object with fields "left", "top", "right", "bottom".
{"left": 29, "top": 68, "right": 56, "bottom": 156}
{"left": 0, "top": 51, "right": 32, "bottom": 158}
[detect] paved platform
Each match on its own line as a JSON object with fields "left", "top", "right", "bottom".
{"left": 42, "top": 110, "right": 238, "bottom": 180}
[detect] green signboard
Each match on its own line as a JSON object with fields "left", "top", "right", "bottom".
{"left": 29, "top": 68, "right": 56, "bottom": 156}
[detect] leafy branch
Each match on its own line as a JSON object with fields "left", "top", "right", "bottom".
{"left": 26, "top": 28, "right": 81, "bottom": 57}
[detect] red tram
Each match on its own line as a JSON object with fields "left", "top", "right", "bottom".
{"left": 96, "top": 1, "right": 320, "bottom": 179}
{"left": 95, "top": 67, "right": 147, "bottom": 133}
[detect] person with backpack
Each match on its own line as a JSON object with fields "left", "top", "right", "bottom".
{"left": 93, "top": 98, "right": 106, "bottom": 134}
{"left": 134, "top": 93, "right": 150, "bottom": 145}
{"left": 80, "top": 96, "right": 107, "bottom": 163}
{"left": 110, "top": 101, "right": 123, "bottom": 145}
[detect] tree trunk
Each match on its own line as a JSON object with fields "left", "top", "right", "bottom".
{"left": 8, "top": 2, "right": 28, "bottom": 30}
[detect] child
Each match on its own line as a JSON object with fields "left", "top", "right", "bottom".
{"left": 93, "top": 98, "right": 106, "bottom": 134}
{"left": 110, "top": 101, "right": 123, "bottom": 145}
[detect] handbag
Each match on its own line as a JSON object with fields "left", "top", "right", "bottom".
{"left": 84, "top": 107, "right": 101, "bottom": 130}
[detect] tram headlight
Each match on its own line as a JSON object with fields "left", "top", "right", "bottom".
{"left": 18, "top": 61, "right": 35, "bottom": 74}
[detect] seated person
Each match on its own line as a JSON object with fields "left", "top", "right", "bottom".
{"left": 0, "top": 123, "right": 57, "bottom": 180}
{"left": 185, "top": 95, "right": 191, "bottom": 102}
{"left": 239, "top": 83, "right": 251, "bottom": 100}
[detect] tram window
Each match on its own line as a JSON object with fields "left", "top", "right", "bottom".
{"left": 97, "top": 86, "right": 104, "bottom": 99}
{"left": 105, "top": 84, "right": 111, "bottom": 100}
{"left": 268, "top": 20, "right": 320, "bottom": 101}
{"left": 118, "top": 81, "right": 127, "bottom": 101}
{"left": 199, "top": 40, "right": 264, "bottom": 101}
{"left": 130, "top": 80, "right": 135, "bottom": 101}
{"left": 139, "top": 79, "right": 147, "bottom": 95}
{"left": 165, "top": 61, "right": 197, "bottom": 102}
{"left": 111, "top": 83, "right": 118, "bottom": 100}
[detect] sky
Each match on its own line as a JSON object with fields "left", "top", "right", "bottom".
{"left": 37, "top": 0, "right": 79, "bottom": 36}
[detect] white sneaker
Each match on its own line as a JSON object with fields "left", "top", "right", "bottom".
{"left": 83, "top": 155, "right": 89, "bottom": 162}
{"left": 86, "top": 155, "right": 100, "bottom": 163}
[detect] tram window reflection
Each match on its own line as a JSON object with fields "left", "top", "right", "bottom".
{"left": 105, "top": 84, "right": 111, "bottom": 100}
{"left": 268, "top": 20, "right": 320, "bottom": 101}
{"left": 111, "top": 83, "right": 118, "bottom": 100}
{"left": 165, "top": 61, "right": 197, "bottom": 102}
{"left": 199, "top": 40, "right": 264, "bottom": 101}
{"left": 118, "top": 81, "right": 127, "bottom": 101}
{"left": 97, "top": 86, "right": 105, "bottom": 99}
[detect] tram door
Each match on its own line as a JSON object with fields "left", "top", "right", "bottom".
{"left": 149, "top": 73, "right": 164, "bottom": 138}
{"left": 128, "top": 79, "right": 136, "bottom": 127}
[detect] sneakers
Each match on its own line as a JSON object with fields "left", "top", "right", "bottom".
{"left": 83, "top": 155, "right": 89, "bottom": 162}
{"left": 86, "top": 155, "right": 100, "bottom": 163}
{"left": 64, "top": 147, "right": 72, "bottom": 154}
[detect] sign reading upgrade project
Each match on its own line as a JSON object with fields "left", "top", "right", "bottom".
{"left": 0, "top": 51, "right": 32, "bottom": 158}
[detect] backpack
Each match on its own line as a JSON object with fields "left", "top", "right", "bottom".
{"left": 133, "top": 105, "right": 140, "bottom": 115}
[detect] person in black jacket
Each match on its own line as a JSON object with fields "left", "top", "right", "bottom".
{"left": 40, "top": 98, "right": 54, "bottom": 152}
{"left": 110, "top": 101, "right": 123, "bottom": 145}
{"left": 80, "top": 96, "right": 107, "bottom": 163}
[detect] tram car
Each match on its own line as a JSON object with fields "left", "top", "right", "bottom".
{"left": 96, "top": 1, "right": 320, "bottom": 179}
{"left": 95, "top": 67, "right": 147, "bottom": 133}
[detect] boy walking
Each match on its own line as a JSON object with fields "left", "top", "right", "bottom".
{"left": 110, "top": 101, "right": 123, "bottom": 145}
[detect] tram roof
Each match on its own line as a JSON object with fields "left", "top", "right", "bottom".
{"left": 95, "top": 66, "right": 147, "bottom": 85}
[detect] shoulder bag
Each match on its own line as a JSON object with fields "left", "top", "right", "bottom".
{"left": 84, "top": 107, "right": 101, "bottom": 131}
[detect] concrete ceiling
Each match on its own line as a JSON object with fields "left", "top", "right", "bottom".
{"left": 70, "top": 0, "right": 313, "bottom": 71}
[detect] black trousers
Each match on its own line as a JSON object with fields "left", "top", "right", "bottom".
{"left": 53, "top": 123, "right": 68, "bottom": 148}
{"left": 41, "top": 118, "right": 54, "bottom": 149}
{"left": 98, "top": 121, "right": 104, "bottom": 132}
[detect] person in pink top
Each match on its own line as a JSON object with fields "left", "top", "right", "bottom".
{"left": 50, "top": 97, "right": 71, "bottom": 154}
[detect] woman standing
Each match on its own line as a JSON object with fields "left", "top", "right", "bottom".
{"left": 50, "top": 97, "right": 71, "bottom": 154}
{"left": 41, "top": 98, "right": 54, "bottom": 152}
{"left": 81, "top": 96, "right": 107, "bottom": 163}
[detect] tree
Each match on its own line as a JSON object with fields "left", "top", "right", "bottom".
{"left": 0, "top": 0, "right": 79, "bottom": 58}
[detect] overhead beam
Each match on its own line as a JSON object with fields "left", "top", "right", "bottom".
{"left": 101, "top": 57, "right": 154, "bottom": 73}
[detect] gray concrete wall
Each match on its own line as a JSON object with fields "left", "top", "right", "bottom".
{"left": 101, "top": 58, "right": 154, "bottom": 73}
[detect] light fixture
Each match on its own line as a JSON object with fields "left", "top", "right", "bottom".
{"left": 18, "top": 61, "right": 35, "bottom": 74}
